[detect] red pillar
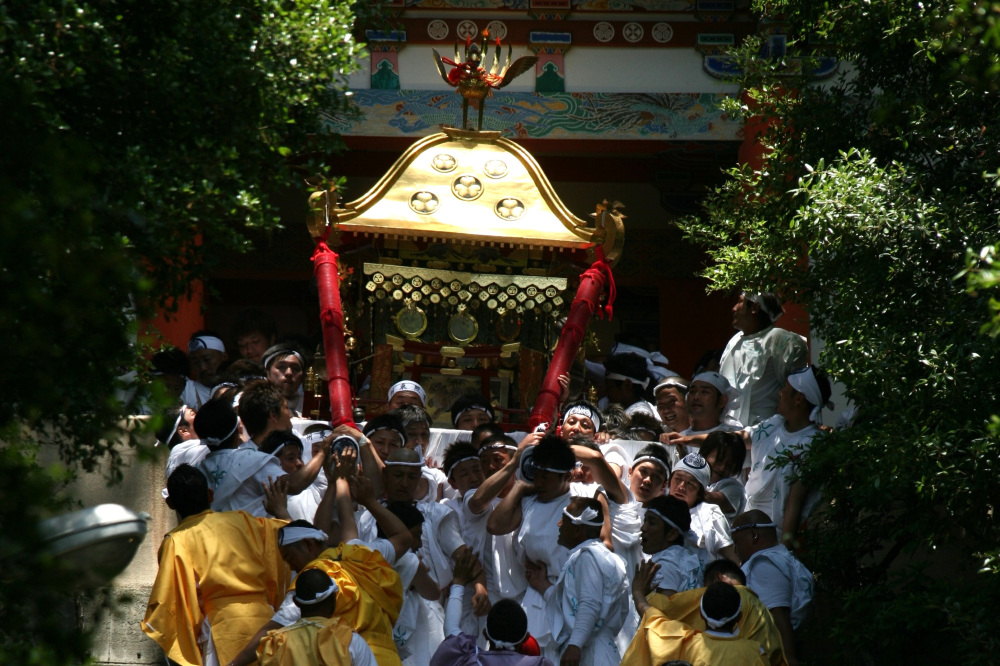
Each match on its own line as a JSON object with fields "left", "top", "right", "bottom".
{"left": 528, "top": 257, "right": 613, "bottom": 430}
{"left": 312, "top": 240, "right": 357, "bottom": 429}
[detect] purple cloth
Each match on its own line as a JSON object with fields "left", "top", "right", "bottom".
{"left": 429, "top": 633, "right": 554, "bottom": 666}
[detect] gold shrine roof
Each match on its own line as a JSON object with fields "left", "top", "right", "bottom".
{"left": 310, "top": 127, "right": 623, "bottom": 263}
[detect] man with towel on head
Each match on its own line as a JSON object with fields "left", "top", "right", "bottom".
{"left": 720, "top": 292, "right": 808, "bottom": 428}
{"left": 387, "top": 380, "right": 427, "bottom": 410}
{"left": 182, "top": 331, "right": 229, "bottom": 408}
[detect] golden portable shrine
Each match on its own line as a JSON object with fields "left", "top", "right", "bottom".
{"left": 303, "top": 34, "right": 625, "bottom": 431}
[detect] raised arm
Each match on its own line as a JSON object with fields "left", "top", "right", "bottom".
{"left": 283, "top": 435, "right": 330, "bottom": 495}
{"left": 486, "top": 479, "right": 533, "bottom": 536}
{"left": 349, "top": 474, "right": 413, "bottom": 562}
{"left": 468, "top": 443, "right": 526, "bottom": 515}
{"left": 570, "top": 444, "right": 626, "bottom": 505}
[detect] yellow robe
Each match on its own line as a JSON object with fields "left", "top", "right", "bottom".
{"left": 141, "top": 510, "right": 290, "bottom": 666}
{"left": 256, "top": 616, "right": 354, "bottom": 666}
{"left": 621, "top": 606, "right": 768, "bottom": 666}
{"left": 297, "top": 543, "right": 403, "bottom": 666}
{"left": 628, "top": 585, "right": 787, "bottom": 666}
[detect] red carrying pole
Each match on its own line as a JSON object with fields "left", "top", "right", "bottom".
{"left": 312, "top": 237, "right": 357, "bottom": 429}
{"left": 528, "top": 250, "right": 616, "bottom": 430}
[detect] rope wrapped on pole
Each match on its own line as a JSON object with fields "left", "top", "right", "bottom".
{"left": 527, "top": 247, "right": 616, "bottom": 431}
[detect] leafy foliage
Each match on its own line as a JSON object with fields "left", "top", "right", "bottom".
{"left": 0, "top": 1, "right": 360, "bottom": 662}
{"left": 680, "top": 1, "right": 1000, "bottom": 662}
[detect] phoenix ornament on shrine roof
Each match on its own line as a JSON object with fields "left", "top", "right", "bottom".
{"left": 432, "top": 29, "right": 538, "bottom": 131}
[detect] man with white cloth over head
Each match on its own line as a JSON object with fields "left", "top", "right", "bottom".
{"left": 720, "top": 292, "right": 808, "bottom": 428}
{"left": 526, "top": 497, "right": 628, "bottom": 666}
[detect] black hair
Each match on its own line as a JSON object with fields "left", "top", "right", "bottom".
{"left": 700, "top": 430, "right": 747, "bottom": 478}
{"left": 627, "top": 412, "right": 663, "bottom": 441}
{"left": 564, "top": 497, "right": 604, "bottom": 538}
{"left": 192, "top": 397, "right": 240, "bottom": 450}
{"left": 471, "top": 422, "right": 505, "bottom": 445}
{"left": 166, "top": 464, "right": 211, "bottom": 519}
{"left": 632, "top": 443, "right": 672, "bottom": 475}
{"left": 293, "top": 568, "right": 338, "bottom": 614}
{"left": 362, "top": 413, "right": 407, "bottom": 442}
{"left": 222, "top": 359, "right": 267, "bottom": 386}
{"left": 238, "top": 381, "right": 286, "bottom": 439}
{"left": 701, "top": 581, "right": 743, "bottom": 628}
{"left": 604, "top": 352, "right": 653, "bottom": 403}
{"left": 443, "top": 441, "right": 481, "bottom": 478}
{"left": 450, "top": 394, "right": 495, "bottom": 426}
{"left": 261, "top": 342, "right": 306, "bottom": 370}
{"left": 750, "top": 291, "right": 784, "bottom": 329}
{"left": 151, "top": 347, "right": 190, "bottom": 377}
{"left": 566, "top": 433, "right": 599, "bottom": 451}
{"left": 643, "top": 495, "right": 691, "bottom": 546}
{"left": 531, "top": 434, "right": 576, "bottom": 472}
{"left": 259, "top": 429, "right": 304, "bottom": 456}
{"left": 704, "top": 558, "right": 747, "bottom": 586}
{"left": 390, "top": 404, "right": 432, "bottom": 428}
{"left": 231, "top": 309, "right": 278, "bottom": 343}
{"left": 691, "top": 348, "right": 723, "bottom": 378}
{"left": 805, "top": 364, "right": 833, "bottom": 407}
{"left": 378, "top": 501, "right": 425, "bottom": 539}
{"left": 486, "top": 598, "right": 528, "bottom": 646}
{"left": 478, "top": 433, "right": 517, "bottom": 453}
{"left": 601, "top": 404, "right": 629, "bottom": 438}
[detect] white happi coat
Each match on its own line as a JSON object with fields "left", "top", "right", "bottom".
{"left": 544, "top": 539, "right": 629, "bottom": 666}
{"left": 199, "top": 448, "right": 284, "bottom": 516}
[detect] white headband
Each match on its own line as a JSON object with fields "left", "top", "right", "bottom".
{"left": 744, "top": 292, "right": 783, "bottom": 323}
{"left": 479, "top": 441, "right": 517, "bottom": 454}
{"left": 158, "top": 405, "right": 187, "bottom": 447}
{"left": 632, "top": 455, "right": 670, "bottom": 476}
{"left": 202, "top": 420, "right": 240, "bottom": 449}
{"left": 701, "top": 593, "right": 743, "bottom": 629}
{"left": 384, "top": 457, "right": 426, "bottom": 467}
{"left": 263, "top": 349, "right": 304, "bottom": 371}
{"left": 691, "top": 371, "right": 740, "bottom": 401}
{"left": 645, "top": 508, "right": 698, "bottom": 547}
{"left": 730, "top": 521, "right": 777, "bottom": 533}
{"left": 279, "top": 526, "right": 328, "bottom": 546}
{"left": 211, "top": 382, "right": 237, "bottom": 399}
{"left": 294, "top": 576, "right": 339, "bottom": 605}
{"left": 446, "top": 456, "right": 480, "bottom": 478}
{"left": 188, "top": 335, "right": 225, "bottom": 354}
{"left": 388, "top": 380, "right": 427, "bottom": 405}
{"left": 363, "top": 425, "right": 407, "bottom": 445}
{"left": 562, "top": 405, "right": 602, "bottom": 432}
{"left": 654, "top": 377, "right": 688, "bottom": 395}
{"left": 605, "top": 372, "right": 650, "bottom": 389}
{"left": 787, "top": 366, "right": 833, "bottom": 423}
{"left": 485, "top": 625, "right": 528, "bottom": 651}
{"left": 562, "top": 506, "right": 603, "bottom": 527}
{"left": 453, "top": 405, "right": 493, "bottom": 425}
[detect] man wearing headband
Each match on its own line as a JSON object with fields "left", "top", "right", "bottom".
{"left": 640, "top": 495, "right": 701, "bottom": 596}
{"left": 720, "top": 291, "right": 808, "bottom": 428}
{"left": 197, "top": 396, "right": 327, "bottom": 517}
{"left": 669, "top": 453, "right": 739, "bottom": 566}
{"left": 560, "top": 400, "right": 602, "bottom": 440}
{"left": 742, "top": 365, "right": 831, "bottom": 546}
{"left": 488, "top": 436, "right": 597, "bottom": 656}
{"left": 451, "top": 393, "right": 496, "bottom": 431}
{"left": 603, "top": 352, "right": 657, "bottom": 418}
{"left": 182, "top": 329, "right": 229, "bottom": 408}
{"left": 262, "top": 343, "right": 306, "bottom": 416}
{"left": 386, "top": 380, "right": 427, "bottom": 410}
{"left": 625, "top": 563, "right": 769, "bottom": 666}
{"left": 256, "top": 569, "right": 376, "bottom": 665}
{"left": 664, "top": 371, "right": 742, "bottom": 465}
{"left": 143, "top": 465, "right": 291, "bottom": 666}
{"left": 654, "top": 377, "right": 690, "bottom": 434}
{"left": 431, "top": 549, "right": 552, "bottom": 665}
{"left": 526, "top": 497, "right": 629, "bottom": 666}
{"left": 732, "top": 510, "right": 814, "bottom": 666}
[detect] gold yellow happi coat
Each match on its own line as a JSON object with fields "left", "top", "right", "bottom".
{"left": 620, "top": 586, "right": 787, "bottom": 666}
{"left": 256, "top": 616, "right": 354, "bottom": 666}
{"left": 141, "top": 510, "right": 290, "bottom": 666}
{"left": 297, "top": 543, "right": 404, "bottom": 666}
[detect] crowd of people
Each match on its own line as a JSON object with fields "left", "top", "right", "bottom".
{"left": 142, "top": 293, "right": 832, "bottom": 666}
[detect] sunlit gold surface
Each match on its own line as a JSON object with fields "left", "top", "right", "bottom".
{"left": 326, "top": 127, "right": 624, "bottom": 263}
